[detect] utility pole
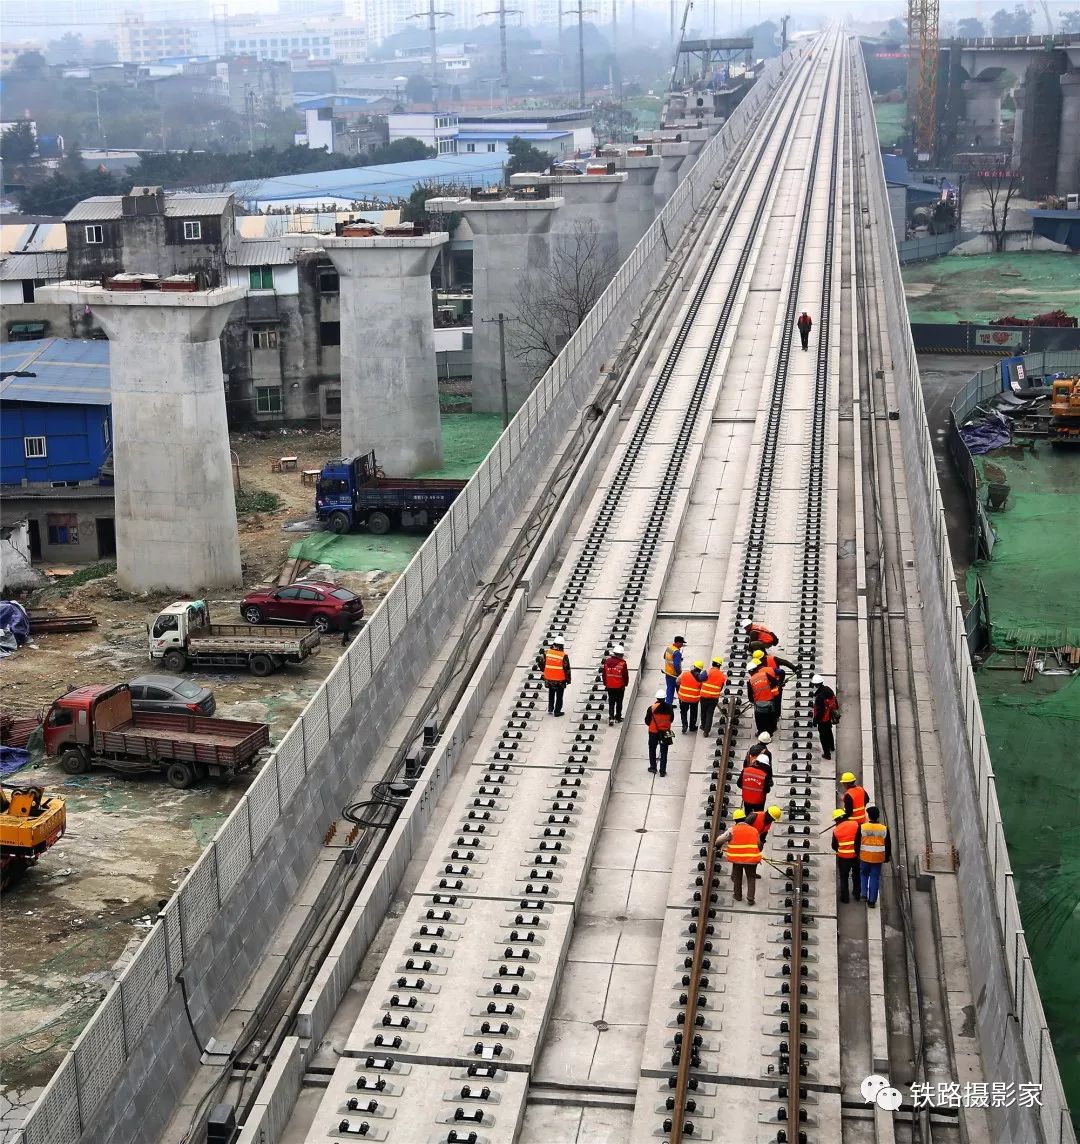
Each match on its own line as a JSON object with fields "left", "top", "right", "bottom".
{"left": 780, "top": 13, "right": 789, "bottom": 52}
{"left": 480, "top": 313, "right": 515, "bottom": 427}
{"left": 481, "top": 0, "right": 521, "bottom": 111}
{"left": 576, "top": 0, "right": 587, "bottom": 109}
{"left": 409, "top": 0, "right": 451, "bottom": 116}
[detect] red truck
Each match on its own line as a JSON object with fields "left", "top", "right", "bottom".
{"left": 43, "top": 684, "right": 270, "bottom": 789}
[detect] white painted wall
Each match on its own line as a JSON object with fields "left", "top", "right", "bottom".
{"left": 0, "top": 519, "right": 42, "bottom": 592}
{"left": 225, "top": 265, "right": 300, "bottom": 296}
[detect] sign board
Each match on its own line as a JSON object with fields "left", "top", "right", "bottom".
{"left": 974, "top": 328, "right": 1024, "bottom": 348}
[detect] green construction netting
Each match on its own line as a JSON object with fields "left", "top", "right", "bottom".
{"left": 967, "top": 447, "right": 1080, "bottom": 648}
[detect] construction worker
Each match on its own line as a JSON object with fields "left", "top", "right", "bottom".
{"left": 698, "top": 656, "right": 727, "bottom": 735}
{"left": 645, "top": 688, "right": 675, "bottom": 776}
{"left": 537, "top": 636, "right": 571, "bottom": 717}
{"left": 811, "top": 674, "right": 840, "bottom": 760}
{"left": 797, "top": 311, "right": 813, "bottom": 351}
{"left": 746, "top": 651, "right": 780, "bottom": 734}
{"left": 749, "top": 805, "right": 783, "bottom": 845}
{"left": 743, "top": 620, "right": 779, "bottom": 649}
{"left": 831, "top": 808, "right": 861, "bottom": 903}
{"left": 714, "top": 809, "right": 762, "bottom": 905}
{"left": 859, "top": 805, "right": 891, "bottom": 908}
{"left": 754, "top": 646, "right": 799, "bottom": 720}
{"left": 737, "top": 751, "right": 773, "bottom": 813}
{"left": 601, "top": 644, "right": 630, "bottom": 726}
{"left": 745, "top": 731, "right": 773, "bottom": 770}
{"left": 661, "top": 635, "right": 686, "bottom": 705}
{"left": 840, "top": 772, "right": 869, "bottom": 825}
{"left": 677, "top": 660, "right": 706, "bottom": 733}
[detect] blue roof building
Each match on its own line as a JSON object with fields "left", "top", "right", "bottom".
{"left": 1, "top": 339, "right": 113, "bottom": 487}
{"left": 1027, "top": 209, "right": 1080, "bottom": 251}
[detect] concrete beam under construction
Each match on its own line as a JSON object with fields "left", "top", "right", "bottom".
{"left": 611, "top": 155, "right": 662, "bottom": 264}
{"left": 509, "top": 170, "right": 626, "bottom": 273}
{"left": 671, "top": 125, "right": 710, "bottom": 183}
{"left": 287, "top": 232, "right": 448, "bottom": 475}
{"left": 38, "top": 282, "right": 245, "bottom": 593}
{"left": 428, "top": 194, "right": 560, "bottom": 415}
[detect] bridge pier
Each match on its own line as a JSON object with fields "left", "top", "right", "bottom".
{"left": 655, "top": 140, "right": 690, "bottom": 208}
{"left": 963, "top": 77, "right": 1004, "bottom": 147}
{"left": 1010, "top": 84, "right": 1024, "bottom": 168}
{"left": 1057, "top": 71, "right": 1080, "bottom": 195}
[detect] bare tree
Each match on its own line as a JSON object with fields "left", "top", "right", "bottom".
{"left": 977, "top": 167, "right": 1022, "bottom": 253}
{"left": 508, "top": 219, "right": 614, "bottom": 376}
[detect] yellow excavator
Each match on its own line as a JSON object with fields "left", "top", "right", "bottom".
{"left": 0, "top": 784, "right": 66, "bottom": 891}
{"left": 1049, "top": 376, "right": 1080, "bottom": 445}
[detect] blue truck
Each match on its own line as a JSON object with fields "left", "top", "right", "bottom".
{"left": 315, "top": 452, "right": 467, "bottom": 535}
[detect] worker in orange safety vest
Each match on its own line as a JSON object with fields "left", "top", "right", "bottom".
{"left": 831, "top": 808, "right": 861, "bottom": 903}
{"left": 536, "top": 635, "right": 571, "bottom": 717}
{"left": 743, "top": 620, "right": 779, "bottom": 648}
{"left": 738, "top": 753, "right": 773, "bottom": 813}
{"left": 661, "top": 636, "right": 686, "bottom": 704}
{"left": 676, "top": 661, "right": 706, "bottom": 733}
{"left": 715, "top": 809, "right": 763, "bottom": 905}
{"left": 697, "top": 656, "right": 727, "bottom": 735}
{"left": 840, "top": 772, "right": 868, "bottom": 825}
{"left": 645, "top": 688, "right": 675, "bottom": 776}
{"left": 858, "top": 806, "right": 891, "bottom": 908}
{"left": 747, "top": 652, "right": 780, "bottom": 734}
{"left": 749, "top": 805, "right": 783, "bottom": 845}
{"left": 600, "top": 644, "right": 630, "bottom": 726}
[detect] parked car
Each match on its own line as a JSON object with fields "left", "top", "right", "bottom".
{"left": 239, "top": 581, "right": 364, "bottom": 633}
{"left": 128, "top": 675, "right": 216, "bottom": 717}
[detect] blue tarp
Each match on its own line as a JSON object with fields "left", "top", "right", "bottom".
{"left": 961, "top": 410, "right": 1012, "bottom": 454}
{"left": 0, "top": 746, "right": 30, "bottom": 778}
{"left": 0, "top": 600, "right": 30, "bottom": 643}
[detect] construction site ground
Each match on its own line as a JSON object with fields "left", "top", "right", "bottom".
{"left": 902, "top": 251, "right": 1080, "bottom": 324}
{"left": 0, "top": 410, "right": 502, "bottom": 1129}
{"left": 873, "top": 97, "right": 906, "bottom": 146}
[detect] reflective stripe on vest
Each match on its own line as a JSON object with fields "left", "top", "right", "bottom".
{"left": 860, "top": 822, "right": 887, "bottom": 863}
{"left": 740, "top": 764, "right": 768, "bottom": 802}
{"left": 846, "top": 785, "right": 868, "bottom": 824}
{"left": 647, "top": 703, "right": 673, "bottom": 733}
{"left": 677, "top": 670, "right": 702, "bottom": 702}
{"left": 543, "top": 649, "right": 566, "bottom": 682}
{"left": 663, "top": 645, "right": 679, "bottom": 677}
{"left": 833, "top": 818, "right": 859, "bottom": 858}
{"left": 725, "top": 822, "right": 762, "bottom": 865}
{"left": 699, "top": 667, "right": 726, "bottom": 699}
{"left": 748, "top": 668, "right": 778, "bottom": 702}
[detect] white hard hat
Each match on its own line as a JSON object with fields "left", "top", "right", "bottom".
{"left": 613, "top": 645, "right": 625, "bottom": 655}
{"left": 551, "top": 635, "right": 564, "bottom": 646}
{"left": 758, "top": 732, "right": 771, "bottom": 743}
{"left": 812, "top": 674, "right": 824, "bottom": 684}
{"left": 655, "top": 688, "right": 666, "bottom": 700}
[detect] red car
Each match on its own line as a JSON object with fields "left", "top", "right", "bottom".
{"left": 240, "top": 581, "right": 364, "bottom": 633}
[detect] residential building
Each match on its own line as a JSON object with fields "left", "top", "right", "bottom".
{"left": 223, "top": 19, "right": 368, "bottom": 64}
{"left": 0, "top": 338, "right": 117, "bottom": 565}
{"left": 360, "top": 0, "right": 414, "bottom": 45}
{"left": 115, "top": 15, "right": 195, "bottom": 65}
{"left": 1, "top": 43, "right": 44, "bottom": 72}
{"left": 295, "top": 96, "right": 391, "bottom": 154}
{"left": 389, "top": 113, "right": 460, "bottom": 155}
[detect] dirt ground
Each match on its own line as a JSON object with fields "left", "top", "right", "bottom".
{"left": 0, "top": 426, "right": 407, "bottom": 1125}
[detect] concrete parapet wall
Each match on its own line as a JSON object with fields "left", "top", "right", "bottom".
{"left": 856, "top": 48, "right": 1075, "bottom": 1144}
{"left": 17, "top": 45, "right": 804, "bottom": 1144}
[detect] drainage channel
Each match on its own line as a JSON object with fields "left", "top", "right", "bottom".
{"left": 663, "top": 38, "right": 844, "bottom": 1144}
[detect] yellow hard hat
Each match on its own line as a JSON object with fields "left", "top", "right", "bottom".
{"left": 732, "top": 809, "right": 747, "bottom": 821}
{"left": 768, "top": 806, "right": 782, "bottom": 821}
{"left": 693, "top": 660, "right": 705, "bottom": 669}
{"left": 832, "top": 809, "right": 846, "bottom": 821}
{"left": 751, "top": 649, "right": 764, "bottom": 661}
{"left": 840, "top": 771, "right": 856, "bottom": 784}
{"left": 712, "top": 656, "right": 724, "bottom": 666}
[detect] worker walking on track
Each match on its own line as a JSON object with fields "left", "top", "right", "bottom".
{"left": 645, "top": 688, "right": 675, "bottom": 776}
{"left": 738, "top": 750, "right": 773, "bottom": 813}
{"left": 840, "top": 771, "right": 869, "bottom": 824}
{"left": 831, "top": 808, "right": 861, "bottom": 903}
{"left": 715, "top": 809, "right": 762, "bottom": 905}
{"left": 797, "top": 311, "right": 813, "bottom": 351}
{"left": 749, "top": 805, "right": 783, "bottom": 846}
{"left": 859, "top": 806, "right": 891, "bottom": 908}
{"left": 601, "top": 644, "right": 630, "bottom": 726}
{"left": 811, "top": 674, "right": 840, "bottom": 759}
{"left": 537, "top": 636, "right": 571, "bottom": 717}
{"left": 662, "top": 635, "right": 686, "bottom": 705}
{"left": 747, "top": 651, "right": 781, "bottom": 734}
{"left": 677, "top": 660, "right": 706, "bottom": 733}
{"left": 698, "top": 656, "right": 727, "bottom": 735}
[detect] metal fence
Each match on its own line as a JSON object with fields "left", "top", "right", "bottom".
{"left": 858, "top": 49, "right": 1076, "bottom": 1144}
{"left": 17, "top": 47, "right": 803, "bottom": 1144}
{"left": 896, "top": 229, "right": 976, "bottom": 264}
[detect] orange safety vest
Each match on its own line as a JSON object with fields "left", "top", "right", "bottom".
{"left": 647, "top": 702, "right": 673, "bottom": 733}
{"left": 859, "top": 822, "right": 888, "bottom": 864}
{"left": 602, "top": 657, "right": 628, "bottom": 689}
{"left": 677, "top": 670, "right": 702, "bottom": 702}
{"left": 662, "top": 645, "right": 680, "bottom": 677}
{"left": 845, "top": 785, "right": 868, "bottom": 825}
{"left": 747, "top": 623, "right": 778, "bottom": 647}
{"left": 833, "top": 818, "right": 859, "bottom": 859}
{"left": 543, "top": 648, "right": 566, "bottom": 683}
{"left": 748, "top": 810, "right": 773, "bottom": 837}
{"left": 725, "top": 822, "right": 762, "bottom": 865}
{"left": 740, "top": 763, "right": 768, "bottom": 803}
{"left": 748, "top": 667, "right": 779, "bottom": 702}
{"left": 699, "top": 667, "right": 726, "bottom": 699}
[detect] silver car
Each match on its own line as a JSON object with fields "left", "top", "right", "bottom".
{"left": 127, "top": 675, "right": 216, "bottom": 716}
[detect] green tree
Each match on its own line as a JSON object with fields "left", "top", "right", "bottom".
{"left": 46, "top": 33, "right": 86, "bottom": 65}
{"left": 991, "top": 6, "right": 1032, "bottom": 35}
{"left": 1, "top": 121, "right": 38, "bottom": 165}
{"left": 505, "top": 136, "right": 550, "bottom": 178}
{"left": 16, "top": 169, "right": 122, "bottom": 216}
{"left": 11, "top": 51, "right": 48, "bottom": 76}
{"left": 405, "top": 74, "right": 433, "bottom": 104}
{"left": 956, "top": 17, "right": 986, "bottom": 37}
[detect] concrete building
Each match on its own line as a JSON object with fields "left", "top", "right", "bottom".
{"left": 0, "top": 518, "right": 43, "bottom": 592}
{"left": 38, "top": 282, "right": 245, "bottom": 593}
{"left": 224, "top": 20, "right": 368, "bottom": 65}
{"left": 287, "top": 225, "right": 447, "bottom": 475}
{"left": 388, "top": 113, "right": 461, "bottom": 156}
{"left": 296, "top": 96, "right": 393, "bottom": 154}
{"left": 114, "top": 15, "right": 195, "bottom": 65}
{"left": 0, "top": 338, "right": 116, "bottom": 566}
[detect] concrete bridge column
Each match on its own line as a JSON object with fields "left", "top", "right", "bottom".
{"left": 429, "top": 196, "right": 560, "bottom": 414}
{"left": 510, "top": 172, "right": 626, "bottom": 274}
{"left": 613, "top": 155, "right": 661, "bottom": 264}
{"left": 676, "top": 127, "right": 709, "bottom": 183}
{"left": 39, "top": 283, "right": 245, "bottom": 593}
{"left": 1010, "top": 83, "right": 1025, "bottom": 168}
{"left": 655, "top": 141, "right": 690, "bottom": 209}
{"left": 963, "top": 77, "right": 1004, "bottom": 146}
{"left": 1057, "top": 71, "right": 1080, "bottom": 195}
{"left": 291, "top": 233, "right": 447, "bottom": 476}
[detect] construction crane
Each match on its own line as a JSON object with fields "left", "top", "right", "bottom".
{"left": 908, "top": 0, "right": 940, "bottom": 158}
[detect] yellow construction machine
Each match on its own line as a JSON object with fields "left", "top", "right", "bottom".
{"left": 1049, "top": 376, "right": 1080, "bottom": 444}
{"left": 0, "top": 784, "right": 66, "bottom": 891}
